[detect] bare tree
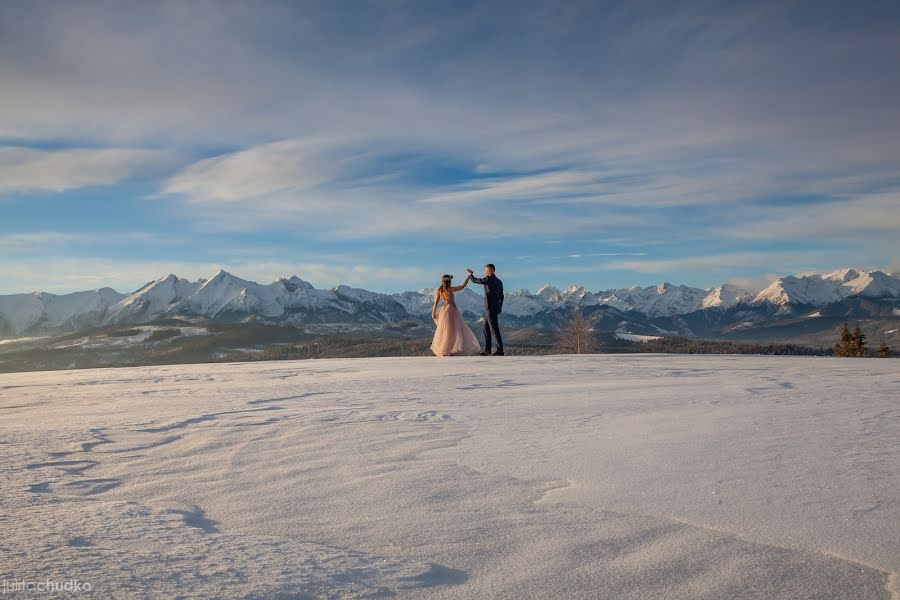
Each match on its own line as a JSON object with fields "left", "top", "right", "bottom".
{"left": 557, "top": 308, "right": 596, "bottom": 354}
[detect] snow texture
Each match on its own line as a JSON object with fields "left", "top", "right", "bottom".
{"left": 1, "top": 355, "right": 898, "bottom": 598}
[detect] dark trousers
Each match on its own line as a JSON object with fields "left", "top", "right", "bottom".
{"left": 483, "top": 310, "right": 502, "bottom": 352}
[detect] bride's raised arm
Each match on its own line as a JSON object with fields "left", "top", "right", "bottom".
{"left": 450, "top": 276, "right": 469, "bottom": 292}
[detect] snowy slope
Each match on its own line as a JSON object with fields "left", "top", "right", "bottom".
{"left": 394, "top": 286, "right": 484, "bottom": 317}
{"left": 108, "top": 274, "right": 202, "bottom": 323}
{"left": 2, "top": 355, "right": 897, "bottom": 598}
{"left": 598, "top": 282, "right": 708, "bottom": 317}
{"left": 502, "top": 289, "right": 547, "bottom": 317}
{"left": 111, "top": 270, "right": 405, "bottom": 324}
{"left": 753, "top": 269, "right": 900, "bottom": 306}
{"left": 0, "top": 288, "right": 126, "bottom": 335}
{"left": 701, "top": 283, "right": 754, "bottom": 309}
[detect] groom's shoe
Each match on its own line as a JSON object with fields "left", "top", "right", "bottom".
{"left": 479, "top": 350, "right": 491, "bottom": 356}
{"left": 491, "top": 350, "right": 505, "bottom": 356}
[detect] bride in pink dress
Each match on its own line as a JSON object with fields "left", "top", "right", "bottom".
{"left": 431, "top": 274, "right": 481, "bottom": 357}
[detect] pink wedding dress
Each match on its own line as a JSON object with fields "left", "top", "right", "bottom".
{"left": 431, "top": 288, "right": 481, "bottom": 357}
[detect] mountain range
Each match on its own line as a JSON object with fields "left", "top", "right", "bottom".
{"left": 2, "top": 268, "right": 899, "bottom": 343}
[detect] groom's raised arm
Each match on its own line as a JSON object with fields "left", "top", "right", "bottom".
{"left": 467, "top": 268, "right": 486, "bottom": 285}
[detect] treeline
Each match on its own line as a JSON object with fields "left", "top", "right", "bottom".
{"left": 551, "top": 310, "right": 895, "bottom": 358}
{"left": 216, "top": 331, "right": 866, "bottom": 361}
{"left": 218, "top": 335, "right": 434, "bottom": 362}
{"left": 595, "top": 334, "right": 831, "bottom": 356}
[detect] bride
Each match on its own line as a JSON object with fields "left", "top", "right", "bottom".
{"left": 431, "top": 274, "right": 481, "bottom": 357}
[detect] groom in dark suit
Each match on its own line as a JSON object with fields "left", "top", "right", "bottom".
{"left": 467, "top": 264, "right": 504, "bottom": 356}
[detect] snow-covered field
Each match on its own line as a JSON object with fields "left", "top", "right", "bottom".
{"left": 1, "top": 355, "right": 897, "bottom": 599}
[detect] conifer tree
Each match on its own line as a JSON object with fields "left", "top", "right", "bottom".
{"left": 878, "top": 341, "right": 893, "bottom": 358}
{"left": 851, "top": 325, "right": 867, "bottom": 357}
{"left": 835, "top": 323, "right": 853, "bottom": 357}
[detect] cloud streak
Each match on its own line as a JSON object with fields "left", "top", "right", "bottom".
{"left": 0, "top": 146, "right": 168, "bottom": 193}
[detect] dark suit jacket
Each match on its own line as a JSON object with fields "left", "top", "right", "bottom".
{"left": 469, "top": 273, "right": 504, "bottom": 314}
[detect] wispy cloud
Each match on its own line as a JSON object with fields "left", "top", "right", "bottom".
{"left": 421, "top": 170, "right": 605, "bottom": 204}
{"left": 0, "top": 231, "right": 180, "bottom": 249}
{"left": 603, "top": 251, "right": 849, "bottom": 274}
{"left": 0, "top": 231, "right": 87, "bottom": 247}
{"left": 159, "top": 140, "right": 652, "bottom": 238}
{"left": 567, "top": 253, "right": 649, "bottom": 258}
{"left": 723, "top": 192, "right": 900, "bottom": 240}
{"left": 0, "top": 147, "right": 169, "bottom": 193}
{"left": 161, "top": 139, "right": 341, "bottom": 204}
{"left": 0, "top": 257, "right": 427, "bottom": 295}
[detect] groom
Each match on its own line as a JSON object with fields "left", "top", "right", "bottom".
{"left": 467, "top": 264, "right": 504, "bottom": 356}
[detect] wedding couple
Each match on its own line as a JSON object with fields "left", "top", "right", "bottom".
{"left": 431, "top": 264, "right": 504, "bottom": 357}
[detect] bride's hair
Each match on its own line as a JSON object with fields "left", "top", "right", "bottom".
{"left": 440, "top": 274, "right": 453, "bottom": 293}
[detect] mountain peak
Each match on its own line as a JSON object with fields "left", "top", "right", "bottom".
{"left": 287, "top": 275, "right": 315, "bottom": 290}
{"left": 202, "top": 269, "right": 250, "bottom": 289}
{"left": 536, "top": 285, "right": 560, "bottom": 299}
{"left": 822, "top": 268, "right": 861, "bottom": 283}
{"left": 702, "top": 283, "right": 752, "bottom": 309}
{"left": 751, "top": 269, "right": 900, "bottom": 306}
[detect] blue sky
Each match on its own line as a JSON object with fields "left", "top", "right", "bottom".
{"left": 1, "top": 0, "right": 898, "bottom": 295}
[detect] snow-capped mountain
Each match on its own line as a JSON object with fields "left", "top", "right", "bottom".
{"left": 0, "top": 270, "right": 407, "bottom": 337}
{"left": 109, "top": 269, "right": 409, "bottom": 326}
{"left": 0, "top": 287, "right": 126, "bottom": 337}
{"left": 107, "top": 274, "right": 202, "bottom": 323}
{"left": 596, "top": 283, "right": 709, "bottom": 317}
{"left": 753, "top": 269, "right": 900, "bottom": 308}
{"left": 701, "top": 283, "right": 754, "bottom": 310}
{"left": 1, "top": 268, "right": 898, "bottom": 338}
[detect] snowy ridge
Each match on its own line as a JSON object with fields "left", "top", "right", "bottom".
{"left": 0, "top": 288, "right": 127, "bottom": 336}
{"left": 1, "top": 268, "right": 898, "bottom": 337}
{"left": 753, "top": 269, "right": 900, "bottom": 308}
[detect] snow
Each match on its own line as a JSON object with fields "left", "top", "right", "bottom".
{"left": 2, "top": 355, "right": 897, "bottom": 598}
{"left": 754, "top": 270, "right": 900, "bottom": 306}
{"left": 501, "top": 291, "right": 547, "bottom": 317}
{"left": 52, "top": 325, "right": 211, "bottom": 349}
{"left": 536, "top": 284, "right": 561, "bottom": 300}
{"left": 0, "top": 335, "right": 48, "bottom": 346}
{"left": 0, "top": 288, "right": 127, "bottom": 335}
{"left": 109, "top": 270, "right": 391, "bottom": 324}
{"left": 597, "top": 283, "right": 711, "bottom": 317}
{"left": 701, "top": 283, "right": 753, "bottom": 309}
{"left": 615, "top": 333, "right": 663, "bottom": 342}
{"left": 114, "top": 274, "right": 200, "bottom": 314}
